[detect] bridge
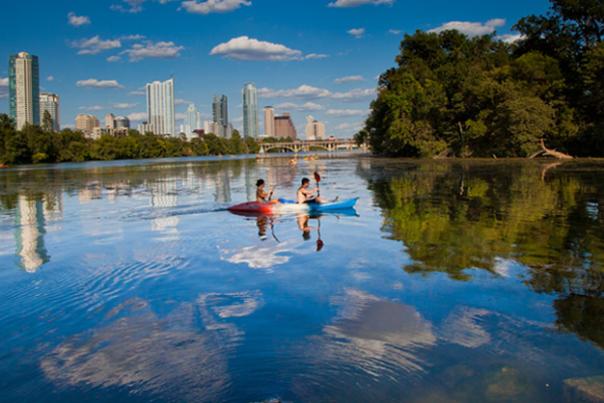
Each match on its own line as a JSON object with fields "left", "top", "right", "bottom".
{"left": 258, "top": 139, "right": 366, "bottom": 154}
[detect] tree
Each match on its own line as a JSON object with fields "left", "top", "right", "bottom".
{"left": 42, "top": 110, "right": 54, "bottom": 132}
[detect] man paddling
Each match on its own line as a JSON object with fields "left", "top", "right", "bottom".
{"left": 256, "top": 179, "right": 277, "bottom": 203}
{"left": 297, "top": 177, "right": 324, "bottom": 204}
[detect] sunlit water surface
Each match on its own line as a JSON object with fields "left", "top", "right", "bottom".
{"left": 0, "top": 156, "right": 603, "bottom": 402}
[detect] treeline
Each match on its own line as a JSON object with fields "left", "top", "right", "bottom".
{"left": 357, "top": 0, "right": 604, "bottom": 157}
{"left": 0, "top": 114, "right": 260, "bottom": 165}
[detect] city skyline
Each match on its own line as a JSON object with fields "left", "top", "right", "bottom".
{"left": 0, "top": 0, "right": 550, "bottom": 137}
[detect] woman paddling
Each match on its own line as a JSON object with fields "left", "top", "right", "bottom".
{"left": 256, "top": 179, "right": 278, "bottom": 203}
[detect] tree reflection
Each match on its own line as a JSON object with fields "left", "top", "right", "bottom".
{"left": 360, "top": 159, "right": 604, "bottom": 347}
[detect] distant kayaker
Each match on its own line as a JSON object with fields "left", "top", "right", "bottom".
{"left": 256, "top": 179, "right": 277, "bottom": 203}
{"left": 297, "top": 178, "right": 324, "bottom": 204}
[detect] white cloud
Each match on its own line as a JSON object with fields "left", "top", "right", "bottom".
{"left": 76, "top": 79, "right": 124, "bottom": 89}
{"left": 305, "top": 53, "right": 329, "bottom": 60}
{"left": 334, "top": 75, "right": 364, "bottom": 84}
{"left": 120, "top": 34, "right": 146, "bottom": 41}
{"left": 258, "top": 84, "right": 331, "bottom": 98}
{"left": 334, "top": 121, "right": 363, "bottom": 131}
{"left": 113, "top": 102, "right": 137, "bottom": 109}
{"left": 128, "top": 112, "right": 148, "bottom": 121}
{"left": 388, "top": 29, "right": 401, "bottom": 35}
{"left": 210, "top": 36, "right": 303, "bottom": 61}
{"left": 274, "top": 102, "right": 323, "bottom": 111}
{"left": 111, "top": 0, "right": 146, "bottom": 13}
{"left": 429, "top": 18, "right": 506, "bottom": 37}
{"left": 71, "top": 36, "right": 121, "bottom": 55}
{"left": 129, "top": 88, "right": 146, "bottom": 96}
{"left": 47, "top": 75, "right": 54, "bottom": 81}
{"left": 107, "top": 55, "right": 121, "bottom": 62}
{"left": 259, "top": 84, "right": 376, "bottom": 102}
{"left": 0, "top": 77, "right": 8, "bottom": 99}
{"left": 347, "top": 28, "right": 365, "bottom": 39}
{"left": 329, "top": 0, "right": 394, "bottom": 7}
{"left": 121, "top": 41, "right": 184, "bottom": 61}
{"left": 326, "top": 108, "right": 368, "bottom": 117}
{"left": 79, "top": 105, "right": 105, "bottom": 111}
{"left": 175, "top": 98, "right": 192, "bottom": 105}
{"left": 181, "top": 0, "right": 251, "bottom": 14}
{"left": 68, "top": 12, "right": 91, "bottom": 27}
{"left": 498, "top": 33, "right": 525, "bottom": 44}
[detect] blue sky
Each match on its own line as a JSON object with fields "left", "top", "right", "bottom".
{"left": 0, "top": 0, "right": 550, "bottom": 137}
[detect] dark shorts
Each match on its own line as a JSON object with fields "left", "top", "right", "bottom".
{"left": 304, "top": 198, "right": 318, "bottom": 204}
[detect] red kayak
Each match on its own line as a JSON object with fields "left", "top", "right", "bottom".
{"left": 228, "top": 201, "right": 275, "bottom": 215}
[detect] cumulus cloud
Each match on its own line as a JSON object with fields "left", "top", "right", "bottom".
{"left": 388, "top": 29, "right": 401, "bottom": 35}
{"left": 274, "top": 102, "right": 323, "bottom": 111}
{"left": 329, "top": 0, "right": 394, "bottom": 7}
{"left": 334, "top": 75, "right": 364, "bottom": 84}
{"left": 79, "top": 105, "right": 104, "bottom": 111}
{"left": 181, "top": 0, "right": 251, "bottom": 14}
{"left": 68, "top": 12, "right": 91, "bottom": 27}
{"left": 498, "top": 33, "right": 525, "bottom": 44}
{"left": 429, "top": 18, "right": 506, "bottom": 37}
{"left": 71, "top": 36, "right": 121, "bottom": 55}
{"left": 347, "top": 28, "right": 365, "bottom": 39}
{"left": 121, "top": 41, "right": 184, "bottom": 61}
{"left": 210, "top": 36, "right": 304, "bottom": 61}
{"left": 128, "top": 112, "right": 148, "bottom": 121}
{"left": 305, "top": 53, "right": 329, "bottom": 60}
{"left": 0, "top": 77, "right": 8, "bottom": 98}
{"left": 259, "top": 84, "right": 375, "bottom": 102}
{"left": 113, "top": 102, "right": 137, "bottom": 109}
{"left": 76, "top": 79, "right": 123, "bottom": 89}
{"left": 111, "top": 0, "right": 146, "bottom": 13}
{"left": 47, "top": 75, "right": 55, "bottom": 81}
{"left": 334, "top": 121, "right": 363, "bottom": 131}
{"left": 326, "top": 108, "right": 368, "bottom": 117}
{"left": 107, "top": 55, "right": 121, "bottom": 62}
{"left": 175, "top": 98, "right": 192, "bottom": 105}
{"left": 129, "top": 88, "right": 146, "bottom": 96}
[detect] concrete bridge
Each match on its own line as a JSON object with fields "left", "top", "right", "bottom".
{"left": 258, "top": 139, "right": 366, "bottom": 154}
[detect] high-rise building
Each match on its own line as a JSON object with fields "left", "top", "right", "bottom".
{"left": 212, "top": 95, "right": 229, "bottom": 137}
{"left": 185, "top": 104, "right": 201, "bottom": 138}
{"left": 146, "top": 78, "right": 175, "bottom": 136}
{"left": 105, "top": 113, "right": 116, "bottom": 129}
{"left": 243, "top": 83, "right": 259, "bottom": 138}
{"left": 75, "top": 114, "right": 99, "bottom": 136}
{"left": 274, "top": 113, "right": 297, "bottom": 140}
{"left": 9, "top": 52, "right": 40, "bottom": 130}
{"left": 263, "top": 106, "right": 275, "bottom": 137}
{"left": 39, "top": 92, "right": 60, "bottom": 131}
{"left": 115, "top": 116, "right": 130, "bottom": 129}
{"left": 305, "top": 115, "right": 325, "bottom": 140}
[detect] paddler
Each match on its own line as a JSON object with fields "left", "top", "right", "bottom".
{"left": 297, "top": 177, "right": 324, "bottom": 204}
{"left": 256, "top": 179, "right": 278, "bottom": 203}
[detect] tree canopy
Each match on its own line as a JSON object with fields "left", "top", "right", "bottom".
{"left": 359, "top": 0, "right": 603, "bottom": 157}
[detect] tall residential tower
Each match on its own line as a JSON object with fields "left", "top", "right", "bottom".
{"left": 242, "top": 83, "right": 259, "bottom": 138}
{"left": 212, "top": 95, "right": 230, "bottom": 137}
{"left": 146, "top": 78, "right": 175, "bottom": 136}
{"left": 9, "top": 52, "right": 40, "bottom": 129}
{"left": 263, "top": 106, "right": 275, "bottom": 137}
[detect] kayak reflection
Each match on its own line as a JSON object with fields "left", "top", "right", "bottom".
{"left": 229, "top": 208, "right": 358, "bottom": 253}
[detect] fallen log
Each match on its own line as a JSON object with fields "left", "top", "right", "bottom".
{"left": 539, "top": 139, "right": 573, "bottom": 160}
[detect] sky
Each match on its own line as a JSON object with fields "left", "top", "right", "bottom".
{"left": 0, "top": 0, "right": 551, "bottom": 137}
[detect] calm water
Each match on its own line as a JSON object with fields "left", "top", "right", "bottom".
{"left": 0, "top": 156, "right": 603, "bottom": 402}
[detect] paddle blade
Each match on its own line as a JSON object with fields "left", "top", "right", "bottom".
{"left": 314, "top": 171, "right": 321, "bottom": 183}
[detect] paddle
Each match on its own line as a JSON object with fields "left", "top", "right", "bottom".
{"left": 314, "top": 171, "right": 321, "bottom": 197}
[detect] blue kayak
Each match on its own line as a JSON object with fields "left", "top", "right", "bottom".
{"left": 277, "top": 197, "right": 359, "bottom": 211}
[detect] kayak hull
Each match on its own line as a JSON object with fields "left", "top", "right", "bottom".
{"left": 228, "top": 198, "right": 359, "bottom": 215}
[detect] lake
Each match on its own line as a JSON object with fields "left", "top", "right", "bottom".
{"left": 0, "top": 156, "right": 603, "bottom": 402}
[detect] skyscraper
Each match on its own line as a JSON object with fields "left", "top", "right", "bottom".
{"left": 274, "top": 113, "right": 297, "bottom": 140}
{"left": 243, "top": 83, "right": 258, "bottom": 138}
{"left": 39, "top": 93, "right": 60, "bottom": 131}
{"left": 115, "top": 116, "right": 130, "bottom": 129}
{"left": 212, "top": 95, "right": 229, "bottom": 137}
{"left": 263, "top": 106, "right": 275, "bottom": 137}
{"left": 146, "top": 78, "right": 175, "bottom": 136}
{"left": 105, "top": 113, "right": 116, "bottom": 129}
{"left": 9, "top": 52, "right": 40, "bottom": 129}
{"left": 305, "top": 115, "right": 325, "bottom": 140}
{"left": 185, "top": 103, "right": 201, "bottom": 138}
{"left": 75, "top": 114, "right": 99, "bottom": 136}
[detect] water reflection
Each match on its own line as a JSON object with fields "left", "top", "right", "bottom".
{"left": 41, "top": 291, "right": 262, "bottom": 400}
{"left": 16, "top": 195, "right": 49, "bottom": 272}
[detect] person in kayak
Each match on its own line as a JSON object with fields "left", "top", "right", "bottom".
{"left": 256, "top": 179, "right": 277, "bottom": 203}
{"left": 297, "top": 177, "right": 324, "bottom": 204}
